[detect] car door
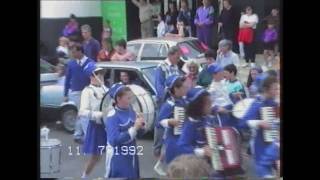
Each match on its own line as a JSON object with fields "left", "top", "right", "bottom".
{"left": 140, "top": 42, "right": 168, "bottom": 61}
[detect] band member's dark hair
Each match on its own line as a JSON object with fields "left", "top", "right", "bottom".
{"left": 113, "top": 87, "right": 131, "bottom": 107}
{"left": 261, "top": 76, "right": 277, "bottom": 93}
{"left": 169, "top": 77, "right": 186, "bottom": 95}
{"left": 186, "top": 92, "right": 210, "bottom": 119}
{"left": 224, "top": 64, "right": 237, "bottom": 76}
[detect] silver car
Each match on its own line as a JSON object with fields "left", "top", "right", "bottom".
{"left": 40, "top": 60, "right": 158, "bottom": 132}
{"left": 127, "top": 37, "right": 208, "bottom": 72}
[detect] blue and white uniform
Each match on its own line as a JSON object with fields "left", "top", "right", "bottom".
{"left": 239, "top": 96, "right": 279, "bottom": 178}
{"left": 158, "top": 97, "right": 187, "bottom": 164}
{"left": 104, "top": 83, "right": 146, "bottom": 179}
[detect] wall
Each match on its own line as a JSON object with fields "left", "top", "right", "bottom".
{"left": 40, "top": 1, "right": 103, "bottom": 57}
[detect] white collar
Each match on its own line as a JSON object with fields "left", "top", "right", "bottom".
{"left": 165, "top": 58, "right": 174, "bottom": 66}
{"left": 78, "top": 55, "right": 88, "bottom": 65}
{"left": 189, "top": 117, "right": 200, "bottom": 122}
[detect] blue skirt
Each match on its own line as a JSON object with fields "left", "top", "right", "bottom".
{"left": 83, "top": 120, "right": 107, "bottom": 155}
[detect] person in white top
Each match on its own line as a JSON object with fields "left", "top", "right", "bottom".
{"left": 56, "top": 36, "right": 69, "bottom": 58}
{"left": 157, "top": 13, "right": 167, "bottom": 37}
{"left": 80, "top": 64, "right": 108, "bottom": 178}
{"left": 132, "top": 0, "right": 154, "bottom": 38}
{"left": 238, "top": 6, "right": 259, "bottom": 68}
{"left": 216, "top": 39, "right": 240, "bottom": 68}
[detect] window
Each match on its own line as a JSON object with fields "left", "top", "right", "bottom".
{"left": 177, "top": 40, "right": 206, "bottom": 60}
{"left": 40, "top": 59, "right": 56, "bottom": 74}
{"left": 141, "top": 43, "right": 167, "bottom": 60}
{"left": 141, "top": 67, "right": 156, "bottom": 91}
{"left": 127, "top": 43, "right": 141, "bottom": 57}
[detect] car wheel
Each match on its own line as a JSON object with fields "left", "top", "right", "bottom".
{"left": 61, "top": 107, "right": 77, "bottom": 133}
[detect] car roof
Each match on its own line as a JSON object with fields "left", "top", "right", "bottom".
{"left": 128, "top": 37, "right": 198, "bottom": 44}
{"left": 96, "top": 61, "right": 159, "bottom": 70}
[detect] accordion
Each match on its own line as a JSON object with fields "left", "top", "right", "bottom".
{"left": 173, "top": 106, "right": 185, "bottom": 135}
{"left": 205, "top": 127, "right": 241, "bottom": 171}
{"left": 261, "top": 107, "right": 280, "bottom": 143}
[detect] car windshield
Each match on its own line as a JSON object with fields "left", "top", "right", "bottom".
{"left": 141, "top": 67, "right": 156, "bottom": 87}
{"left": 177, "top": 40, "right": 208, "bottom": 60}
{"left": 40, "top": 59, "right": 56, "bottom": 73}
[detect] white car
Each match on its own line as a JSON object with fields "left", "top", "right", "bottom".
{"left": 127, "top": 37, "right": 209, "bottom": 72}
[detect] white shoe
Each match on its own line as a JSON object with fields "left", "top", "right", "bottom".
{"left": 154, "top": 160, "right": 167, "bottom": 176}
{"left": 250, "top": 63, "right": 255, "bottom": 67}
{"left": 241, "top": 63, "right": 249, "bottom": 67}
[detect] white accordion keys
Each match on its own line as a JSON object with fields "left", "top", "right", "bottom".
{"left": 173, "top": 106, "right": 185, "bottom": 135}
{"left": 261, "top": 107, "right": 279, "bottom": 142}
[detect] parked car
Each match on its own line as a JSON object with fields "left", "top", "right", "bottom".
{"left": 40, "top": 60, "right": 158, "bottom": 132}
{"left": 40, "top": 59, "right": 78, "bottom": 132}
{"left": 127, "top": 37, "right": 208, "bottom": 72}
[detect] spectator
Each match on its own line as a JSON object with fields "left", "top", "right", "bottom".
{"left": 185, "top": 60, "right": 199, "bottom": 90}
{"left": 263, "top": 8, "right": 280, "bottom": 56}
{"left": 218, "top": 0, "right": 238, "bottom": 45}
{"left": 56, "top": 36, "right": 70, "bottom": 59}
{"left": 262, "top": 22, "right": 278, "bottom": 68}
{"left": 224, "top": 64, "right": 247, "bottom": 103}
{"left": 194, "top": 0, "right": 214, "bottom": 48}
{"left": 246, "top": 66, "right": 263, "bottom": 97}
{"left": 62, "top": 14, "right": 79, "bottom": 39}
{"left": 238, "top": 6, "right": 259, "bottom": 67}
{"left": 97, "top": 38, "right": 114, "bottom": 62}
{"left": 111, "top": 39, "right": 136, "bottom": 61}
{"left": 167, "top": 154, "right": 212, "bottom": 179}
{"left": 64, "top": 43, "right": 94, "bottom": 143}
{"left": 263, "top": 8, "right": 279, "bottom": 32}
{"left": 157, "top": 13, "right": 167, "bottom": 37}
{"left": 197, "top": 49, "right": 216, "bottom": 88}
{"left": 165, "top": 1, "right": 179, "bottom": 32}
{"left": 101, "top": 20, "right": 112, "bottom": 39}
{"left": 132, "top": 0, "right": 154, "bottom": 38}
{"left": 153, "top": 46, "right": 183, "bottom": 173}
{"left": 216, "top": 39, "right": 240, "bottom": 68}
{"left": 81, "top": 24, "right": 101, "bottom": 62}
{"left": 165, "top": 19, "right": 189, "bottom": 38}
{"left": 177, "top": 0, "right": 192, "bottom": 37}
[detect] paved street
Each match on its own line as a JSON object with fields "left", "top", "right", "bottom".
{"left": 40, "top": 55, "right": 277, "bottom": 179}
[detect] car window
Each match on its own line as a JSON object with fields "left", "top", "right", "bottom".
{"left": 40, "top": 59, "right": 56, "bottom": 74}
{"left": 177, "top": 40, "right": 206, "bottom": 60}
{"left": 141, "top": 67, "right": 156, "bottom": 90}
{"left": 127, "top": 43, "right": 141, "bottom": 57}
{"left": 141, "top": 43, "right": 166, "bottom": 60}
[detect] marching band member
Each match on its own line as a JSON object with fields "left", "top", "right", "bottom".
{"left": 207, "top": 63, "right": 236, "bottom": 128}
{"left": 177, "top": 87, "right": 213, "bottom": 159}
{"left": 223, "top": 64, "right": 247, "bottom": 104}
{"left": 239, "top": 75, "right": 279, "bottom": 179}
{"left": 154, "top": 46, "right": 183, "bottom": 174}
{"left": 104, "top": 83, "right": 146, "bottom": 179}
{"left": 79, "top": 62, "right": 108, "bottom": 178}
{"left": 157, "top": 75, "right": 188, "bottom": 164}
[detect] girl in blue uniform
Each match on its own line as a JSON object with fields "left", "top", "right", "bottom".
{"left": 177, "top": 87, "right": 213, "bottom": 159}
{"left": 79, "top": 63, "right": 107, "bottom": 178}
{"left": 239, "top": 75, "right": 279, "bottom": 179}
{"left": 157, "top": 75, "right": 188, "bottom": 164}
{"left": 104, "top": 83, "right": 146, "bottom": 179}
